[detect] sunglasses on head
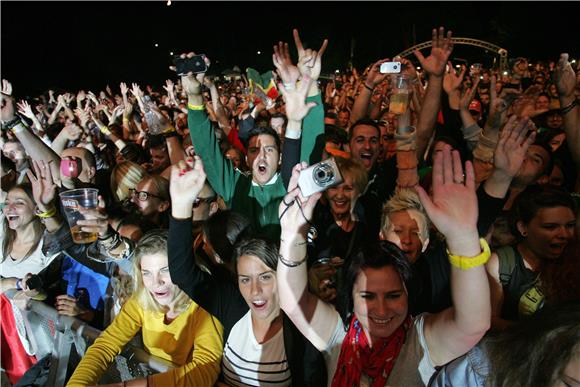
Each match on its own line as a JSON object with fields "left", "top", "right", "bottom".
{"left": 129, "top": 189, "right": 161, "bottom": 202}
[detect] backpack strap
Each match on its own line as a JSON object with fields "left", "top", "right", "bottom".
{"left": 497, "top": 245, "right": 517, "bottom": 286}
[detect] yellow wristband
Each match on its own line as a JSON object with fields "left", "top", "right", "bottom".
{"left": 99, "top": 126, "right": 111, "bottom": 135}
{"left": 36, "top": 206, "right": 57, "bottom": 219}
{"left": 188, "top": 103, "right": 205, "bottom": 111}
{"left": 447, "top": 238, "right": 491, "bottom": 270}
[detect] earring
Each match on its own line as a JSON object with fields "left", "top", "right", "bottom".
{"left": 521, "top": 231, "right": 528, "bottom": 237}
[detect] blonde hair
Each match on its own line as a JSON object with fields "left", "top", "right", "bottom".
{"left": 381, "top": 188, "right": 430, "bottom": 243}
{"left": 110, "top": 161, "right": 146, "bottom": 202}
{"left": 335, "top": 157, "right": 368, "bottom": 195}
{"left": 132, "top": 230, "right": 191, "bottom": 314}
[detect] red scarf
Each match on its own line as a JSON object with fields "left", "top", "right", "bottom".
{"left": 331, "top": 315, "right": 413, "bottom": 387}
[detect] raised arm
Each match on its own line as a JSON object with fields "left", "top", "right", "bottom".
{"left": 350, "top": 59, "right": 389, "bottom": 125}
{"left": 415, "top": 145, "right": 490, "bottom": 367}
{"left": 277, "top": 163, "right": 341, "bottom": 352}
{"left": 413, "top": 27, "right": 454, "bottom": 159}
{"left": 293, "top": 29, "right": 328, "bottom": 164}
{"left": 167, "top": 156, "right": 228, "bottom": 319}
{"left": 177, "top": 53, "right": 238, "bottom": 201}
{"left": 1, "top": 80, "right": 61, "bottom": 181}
{"left": 555, "top": 53, "right": 580, "bottom": 166}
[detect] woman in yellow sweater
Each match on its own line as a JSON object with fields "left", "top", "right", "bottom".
{"left": 67, "top": 230, "right": 223, "bottom": 387}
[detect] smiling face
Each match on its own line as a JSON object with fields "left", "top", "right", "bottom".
{"left": 140, "top": 252, "right": 180, "bottom": 309}
{"left": 518, "top": 206, "right": 576, "bottom": 260}
{"left": 246, "top": 134, "right": 279, "bottom": 185}
{"left": 3, "top": 188, "right": 36, "bottom": 231}
{"left": 383, "top": 210, "right": 424, "bottom": 263}
{"left": 353, "top": 265, "right": 408, "bottom": 344}
{"left": 237, "top": 254, "right": 280, "bottom": 322}
{"left": 325, "top": 174, "right": 357, "bottom": 218}
{"left": 349, "top": 124, "right": 380, "bottom": 171}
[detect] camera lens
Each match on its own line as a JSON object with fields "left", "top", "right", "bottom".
{"left": 312, "top": 162, "right": 335, "bottom": 186}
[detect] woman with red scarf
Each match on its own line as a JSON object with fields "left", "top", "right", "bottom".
{"left": 277, "top": 145, "right": 491, "bottom": 386}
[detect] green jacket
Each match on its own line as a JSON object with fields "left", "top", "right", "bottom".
{"left": 188, "top": 94, "right": 324, "bottom": 239}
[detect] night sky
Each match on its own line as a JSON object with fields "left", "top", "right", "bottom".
{"left": 2, "top": 2, "right": 578, "bottom": 97}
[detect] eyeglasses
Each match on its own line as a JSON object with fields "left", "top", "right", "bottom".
{"left": 129, "top": 189, "right": 161, "bottom": 202}
{"left": 192, "top": 197, "right": 216, "bottom": 208}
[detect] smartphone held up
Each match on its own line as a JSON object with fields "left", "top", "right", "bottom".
{"left": 174, "top": 54, "right": 208, "bottom": 76}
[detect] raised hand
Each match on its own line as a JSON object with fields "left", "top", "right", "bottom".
{"left": 414, "top": 27, "right": 454, "bottom": 77}
{"left": 273, "top": 39, "right": 301, "bottom": 85}
{"left": 459, "top": 77, "right": 481, "bottom": 111}
{"left": 554, "top": 53, "right": 577, "bottom": 98}
{"left": 293, "top": 29, "right": 328, "bottom": 81}
{"left": 16, "top": 100, "right": 35, "bottom": 119}
{"left": 279, "top": 162, "right": 323, "bottom": 237}
{"left": 494, "top": 115, "right": 537, "bottom": 178}
{"left": 75, "top": 108, "right": 90, "bottom": 128}
{"left": 130, "top": 83, "right": 144, "bottom": 99}
{"left": 364, "top": 58, "right": 391, "bottom": 88}
{"left": 415, "top": 145, "right": 478, "bottom": 254}
{"left": 443, "top": 63, "right": 466, "bottom": 94}
{"left": 170, "top": 52, "right": 210, "bottom": 96}
{"left": 170, "top": 156, "right": 207, "bottom": 216}
{"left": 76, "top": 90, "right": 86, "bottom": 102}
{"left": 511, "top": 85, "right": 548, "bottom": 118}
{"left": 26, "top": 159, "right": 57, "bottom": 210}
{"left": 120, "top": 82, "right": 129, "bottom": 96}
{"left": 163, "top": 79, "right": 175, "bottom": 94}
{"left": 279, "top": 75, "right": 317, "bottom": 122}
{"left": 61, "top": 123, "right": 83, "bottom": 141}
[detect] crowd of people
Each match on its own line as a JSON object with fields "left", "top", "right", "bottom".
{"left": 1, "top": 26, "right": 579, "bottom": 387}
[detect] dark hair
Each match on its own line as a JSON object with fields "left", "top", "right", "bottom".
{"left": 202, "top": 210, "right": 251, "bottom": 265}
{"left": 233, "top": 237, "right": 279, "bottom": 275}
{"left": 120, "top": 142, "right": 148, "bottom": 165}
{"left": 349, "top": 118, "right": 381, "bottom": 141}
{"left": 2, "top": 184, "right": 45, "bottom": 263}
{"left": 247, "top": 126, "right": 281, "bottom": 152}
{"left": 487, "top": 301, "right": 580, "bottom": 387}
{"left": 147, "top": 134, "right": 168, "bottom": 150}
{"left": 337, "top": 241, "right": 412, "bottom": 327}
{"left": 509, "top": 185, "right": 576, "bottom": 239}
{"left": 324, "top": 124, "right": 348, "bottom": 146}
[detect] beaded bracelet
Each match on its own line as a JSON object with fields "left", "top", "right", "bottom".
{"left": 447, "top": 238, "right": 491, "bottom": 270}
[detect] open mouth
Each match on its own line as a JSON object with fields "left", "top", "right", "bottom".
{"left": 252, "top": 300, "right": 267, "bottom": 310}
{"left": 154, "top": 289, "right": 170, "bottom": 298}
{"left": 6, "top": 214, "right": 19, "bottom": 222}
{"left": 370, "top": 316, "right": 394, "bottom": 325}
{"left": 257, "top": 162, "right": 268, "bottom": 174}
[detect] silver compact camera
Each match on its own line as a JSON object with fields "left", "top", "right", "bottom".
{"left": 379, "top": 61, "right": 401, "bottom": 74}
{"left": 298, "top": 157, "right": 343, "bottom": 197}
